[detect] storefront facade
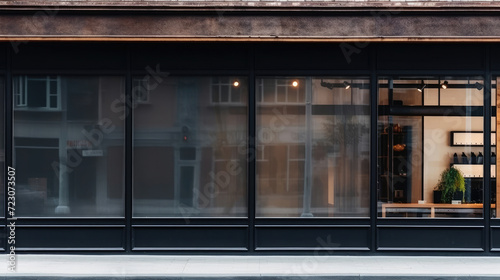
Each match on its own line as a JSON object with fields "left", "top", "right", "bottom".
{"left": 1, "top": 1, "right": 500, "bottom": 254}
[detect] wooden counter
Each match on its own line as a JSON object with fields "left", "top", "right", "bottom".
{"left": 381, "top": 203, "right": 493, "bottom": 218}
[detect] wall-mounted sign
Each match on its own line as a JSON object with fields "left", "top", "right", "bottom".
{"left": 67, "top": 140, "right": 93, "bottom": 149}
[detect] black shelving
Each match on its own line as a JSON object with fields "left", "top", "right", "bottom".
{"left": 378, "top": 125, "right": 412, "bottom": 203}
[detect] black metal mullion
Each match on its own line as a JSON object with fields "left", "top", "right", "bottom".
{"left": 387, "top": 78, "right": 394, "bottom": 204}
{"left": 376, "top": 70, "right": 485, "bottom": 76}
{"left": 124, "top": 45, "right": 133, "bottom": 253}
{"left": 4, "top": 45, "right": 12, "bottom": 253}
{"left": 248, "top": 46, "right": 256, "bottom": 253}
{"left": 10, "top": 70, "right": 125, "bottom": 76}
{"left": 369, "top": 46, "right": 378, "bottom": 253}
{"left": 254, "top": 70, "right": 372, "bottom": 77}
{"left": 129, "top": 70, "right": 250, "bottom": 76}
{"left": 383, "top": 106, "right": 486, "bottom": 117}
{"left": 484, "top": 47, "right": 492, "bottom": 254}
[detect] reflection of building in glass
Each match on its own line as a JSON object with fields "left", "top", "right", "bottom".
{"left": 133, "top": 77, "right": 248, "bottom": 217}
{"left": 257, "top": 78, "right": 370, "bottom": 217}
{"left": 14, "top": 76, "right": 125, "bottom": 217}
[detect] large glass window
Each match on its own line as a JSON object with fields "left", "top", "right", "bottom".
{"left": 378, "top": 77, "right": 485, "bottom": 218}
{"left": 133, "top": 76, "right": 248, "bottom": 217}
{"left": 14, "top": 76, "right": 125, "bottom": 217}
{"left": 256, "top": 77, "right": 370, "bottom": 217}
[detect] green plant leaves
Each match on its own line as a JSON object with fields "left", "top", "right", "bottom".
{"left": 438, "top": 167, "right": 465, "bottom": 203}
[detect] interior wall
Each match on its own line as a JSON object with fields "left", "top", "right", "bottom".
{"left": 423, "top": 116, "right": 492, "bottom": 202}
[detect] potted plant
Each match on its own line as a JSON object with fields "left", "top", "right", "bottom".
{"left": 433, "top": 184, "right": 443, "bottom": 204}
{"left": 435, "top": 166, "right": 465, "bottom": 203}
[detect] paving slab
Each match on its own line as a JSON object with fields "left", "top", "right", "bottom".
{"left": 0, "top": 255, "right": 499, "bottom": 279}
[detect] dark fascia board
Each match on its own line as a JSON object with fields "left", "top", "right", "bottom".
{"left": 2, "top": 8, "right": 500, "bottom": 42}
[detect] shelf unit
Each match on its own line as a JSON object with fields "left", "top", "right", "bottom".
{"left": 452, "top": 164, "right": 496, "bottom": 178}
{"left": 378, "top": 125, "right": 412, "bottom": 203}
{"left": 449, "top": 131, "right": 496, "bottom": 204}
{"left": 451, "top": 131, "right": 496, "bottom": 147}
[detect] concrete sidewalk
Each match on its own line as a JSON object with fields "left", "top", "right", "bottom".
{"left": 0, "top": 255, "right": 499, "bottom": 279}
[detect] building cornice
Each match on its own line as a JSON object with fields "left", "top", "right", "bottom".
{"left": 2, "top": 1, "right": 500, "bottom": 12}
{"left": 1, "top": 4, "right": 500, "bottom": 41}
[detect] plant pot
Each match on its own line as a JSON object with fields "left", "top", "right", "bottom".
{"left": 453, "top": 191, "right": 464, "bottom": 202}
{"left": 433, "top": 190, "right": 442, "bottom": 204}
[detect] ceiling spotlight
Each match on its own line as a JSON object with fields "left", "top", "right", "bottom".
{"left": 475, "top": 82, "right": 484, "bottom": 90}
{"left": 233, "top": 81, "right": 239, "bottom": 87}
{"left": 417, "top": 80, "right": 426, "bottom": 93}
{"left": 343, "top": 81, "right": 351, "bottom": 90}
{"left": 292, "top": 80, "right": 299, "bottom": 87}
{"left": 441, "top": 81, "right": 448, "bottom": 89}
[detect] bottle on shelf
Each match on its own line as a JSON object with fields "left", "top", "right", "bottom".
{"left": 493, "top": 152, "right": 497, "bottom": 164}
{"left": 453, "top": 153, "right": 459, "bottom": 164}
{"left": 477, "top": 152, "right": 483, "bottom": 164}
{"left": 471, "top": 152, "right": 477, "bottom": 164}
{"left": 461, "top": 152, "right": 468, "bottom": 164}
{"left": 393, "top": 124, "right": 402, "bottom": 133}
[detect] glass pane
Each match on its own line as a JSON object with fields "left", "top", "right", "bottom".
{"left": 256, "top": 77, "right": 370, "bottom": 217}
{"left": 179, "top": 166, "right": 195, "bottom": 207}
{"left": 211, "top": 85, "right": 219, "bottom": 103}
{"left": 26, "top": 78, "right": 47, "bottom": 108}
{"left": 378, "top": 76, "right": 484, "bottom": 218}
{"left": 220, "top": 77, "right": 230, "bottom": 85}
{"left": 256, "top": 80, "right": 263, "bottom": 103}
{"left": 50, "top": 96, "right": 57, "bottom": 108}
{"left": 67, "top": 77, "right": 100, "bottom": 120}
{"left": 232, "top": 88, "right": 241, "bottom": 103}
{"left": 263, "top": 80, "right": 275, "bottom": 103}
{"left": 133, "top": 76, "right": 248, "bottom": 217}
{"left": 297, "top": 80, "right": 306, "bottom": 103}
{"left": 440, "top": 79, "right": 483, "bottom": 106}
{"left": 380, "top": 77, "right": 484, "bottom": 107}
{"left": 13, "top": 77, "right": 20, "bottom": 105}
{"left": 231, "top": 79, "right": 242, "bottom": 103}
{"left": 14, "top": 76, "right": 125, "bottom": 217}
{"left": 277, "top": 85, "right": 286, "bottom": 103}
{"left": 287, "top": 85, "right": 297, "bottom": 103}
{"left": 180, "top": 147, "right": 196, "bottom": 160}
{"left": 50, "top": 80, "right": 58, "bottom": 96}
{"left": 220, "top": 85, "right": 229, "bottom": 103}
